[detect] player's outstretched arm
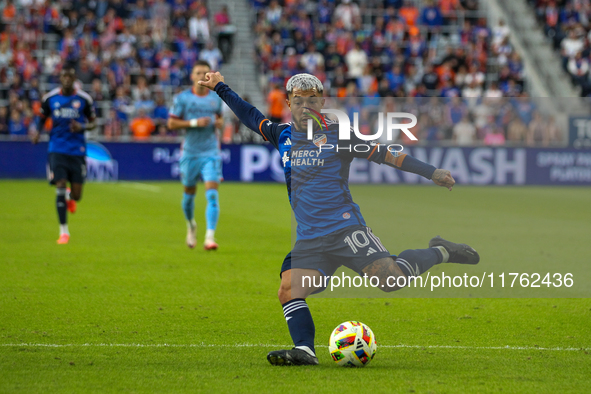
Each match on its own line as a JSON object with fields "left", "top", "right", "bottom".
{"left": 342, "top": 134, "right": 455, "bottom": 190}
{"left": 383, "top": 151, "right": 455, "bottom": 191}
{"left": 198, "top": 72, "right": 267, "bottom": 135}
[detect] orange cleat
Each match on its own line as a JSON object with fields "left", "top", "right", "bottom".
{"left": 203, "top": 240, "right": 218, "bottom": 251}
{"left": 67, "top": 199, "right": 77, "bottom": 214}
{"left": 57, "top": 234, "right": 70, "bottom": 244}
{"left": 66, "top": 188, "right": 76, "bottom": 213}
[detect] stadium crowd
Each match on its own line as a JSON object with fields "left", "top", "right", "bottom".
{"left": 0, "top": 0, "right": 229, "bottom": 140}
{"left": 254, "top": 0, "right": 562, "bottom": 145}
{"left": 531, "top": 0, "right": 591, "bottom": 96}
{"left": 253, "top": 1, "right": 526, "bottom": 97}
{"left": 0, "top": 0, "right": 563, "bottom": 145}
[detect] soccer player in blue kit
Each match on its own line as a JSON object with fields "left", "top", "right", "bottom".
{"left": 199, "top": 72, "right": 480, "bottom": 366}
{"left": 32, "top": 65, "right": 96, "bottom": 244}
{"left": 167, "top": 61, "right": 224, "bottom": 251}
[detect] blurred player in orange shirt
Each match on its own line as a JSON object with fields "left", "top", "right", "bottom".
{"left": 267, "top": 82, "right": 286, "bottom": 123}
{"left": 130, "top": 109, "right": 155, "bottom": 140}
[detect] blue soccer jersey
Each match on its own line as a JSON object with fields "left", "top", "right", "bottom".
{"left": 169, "top": 88, "right": 223, "bottom": 158}
{"left": 213, "top": 83, "right": 436, "bottom": 240}
{"left": 40, "top": 88, "right": 95, "bottom": 156}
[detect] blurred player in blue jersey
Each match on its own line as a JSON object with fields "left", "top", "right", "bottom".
{"left": 167, "top": 60, "right": 224, "bottom": 251}
{"left": 199, "top": 72, "right": 480, "bottom": 366}
{"left": 32, "top": 65, "right": 96, "bottom": 244}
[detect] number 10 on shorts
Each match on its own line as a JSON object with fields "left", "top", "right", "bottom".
{"left": 344, "top": 228, "right": 386, "bottom": 254}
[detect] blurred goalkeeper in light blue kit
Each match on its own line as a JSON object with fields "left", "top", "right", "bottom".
{"left": 167, "top": 60, "right": 224, "bottom": 251}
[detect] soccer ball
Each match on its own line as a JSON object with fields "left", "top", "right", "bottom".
{"left": 329, "top": 321, "right": 377, "bottom": 367}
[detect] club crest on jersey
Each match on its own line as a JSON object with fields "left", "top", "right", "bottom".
{"left": 72, "top": 100, "right": 81, "bottom": 109}
{"left": 343, "top": 212, "right": 351, "bottom": 219}
{"left": 313, "top": 134, "right": 327, "bottom": 147}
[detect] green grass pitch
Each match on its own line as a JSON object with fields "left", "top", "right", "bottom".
{"left": 1, "top": 180, "right": 590, "bottom": 393}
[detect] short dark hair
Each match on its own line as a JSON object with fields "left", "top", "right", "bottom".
{"left": 193, "top": 60, "right": 211, "bottom": 70}
{"left": 61, "top": 64, "right": 76, "bottom": 74}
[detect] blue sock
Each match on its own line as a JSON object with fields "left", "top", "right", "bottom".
{"left": 395, "top": 248, "right": 443, "bottom": 284}
{"left": 182, "top": 192, "right": 195, "bottom": 222}
{"left": 282, "top": 298, "right": 315, "bottom": 356}
{"left": 205, "top": 189, "right": 219, "bottom": 231}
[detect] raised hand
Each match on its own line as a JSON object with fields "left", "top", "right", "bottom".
{"left": 198, "top": 72, "right": 225, "bottom": 91}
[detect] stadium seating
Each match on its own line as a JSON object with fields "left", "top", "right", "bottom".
{"left": 0, "top": 0, "right": 217, "bottom": 139}
{"left": 249, "top": 0, "right": 562, "bottom": 145}
{"left": 0, "top": 0, "right": 563, "bottom": 145}
{"left": 529, "top": 0, "right": 591, "bottom": 96}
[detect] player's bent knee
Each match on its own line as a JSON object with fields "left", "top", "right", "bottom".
{"left": 277, "top": 283, "right": 292, "bottom": 304}
{"left": 363, "top": 257, "right": 406, "bottom": 292}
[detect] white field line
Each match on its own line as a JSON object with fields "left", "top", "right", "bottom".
{"left": 118, "top": 182, "right": 161, "bottom": 193}
{"left": 0, "top": 343, "right": 587, "bottom": 351}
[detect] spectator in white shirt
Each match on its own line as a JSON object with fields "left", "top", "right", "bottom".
{"left": 462, "top": 80, "right": 483, "bottom": 108}
{"left": 561, "top": 30, "right": 584, "bottom": 65}
{"left": 43, "top": 50, "right": 61, "bottom": 74}
{"left": 492, "top": 19, "right": 510, "bottom": 47}
{"left": 484, "top": 81, "right": 504, "bottom": 98}
{"left": 345, "top": 42, "right": 367, "bottom": 78}
{"left": 189, "top": 8, "right": 210, "bottom": 42}
{"left": 266, "top": 0, "right": 282, "bottom": 25}
{"left": 334, "top": 0, "right": 360, "bottom": 30}
{"left": 200, "top": 41, "right": 223, "bottom": 71}
{"left": 464, "top": 64, "right": 485, "bottom": 86}
{"left": 453, "top": 114, "right": 477, "bottom": 146}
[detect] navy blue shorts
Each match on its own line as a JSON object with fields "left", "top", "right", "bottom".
{"left": 47, "top": 153, "right": 86, "bottom": 185}
{"left": 281, "top": 225, "right": 391, "bottom": 278}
